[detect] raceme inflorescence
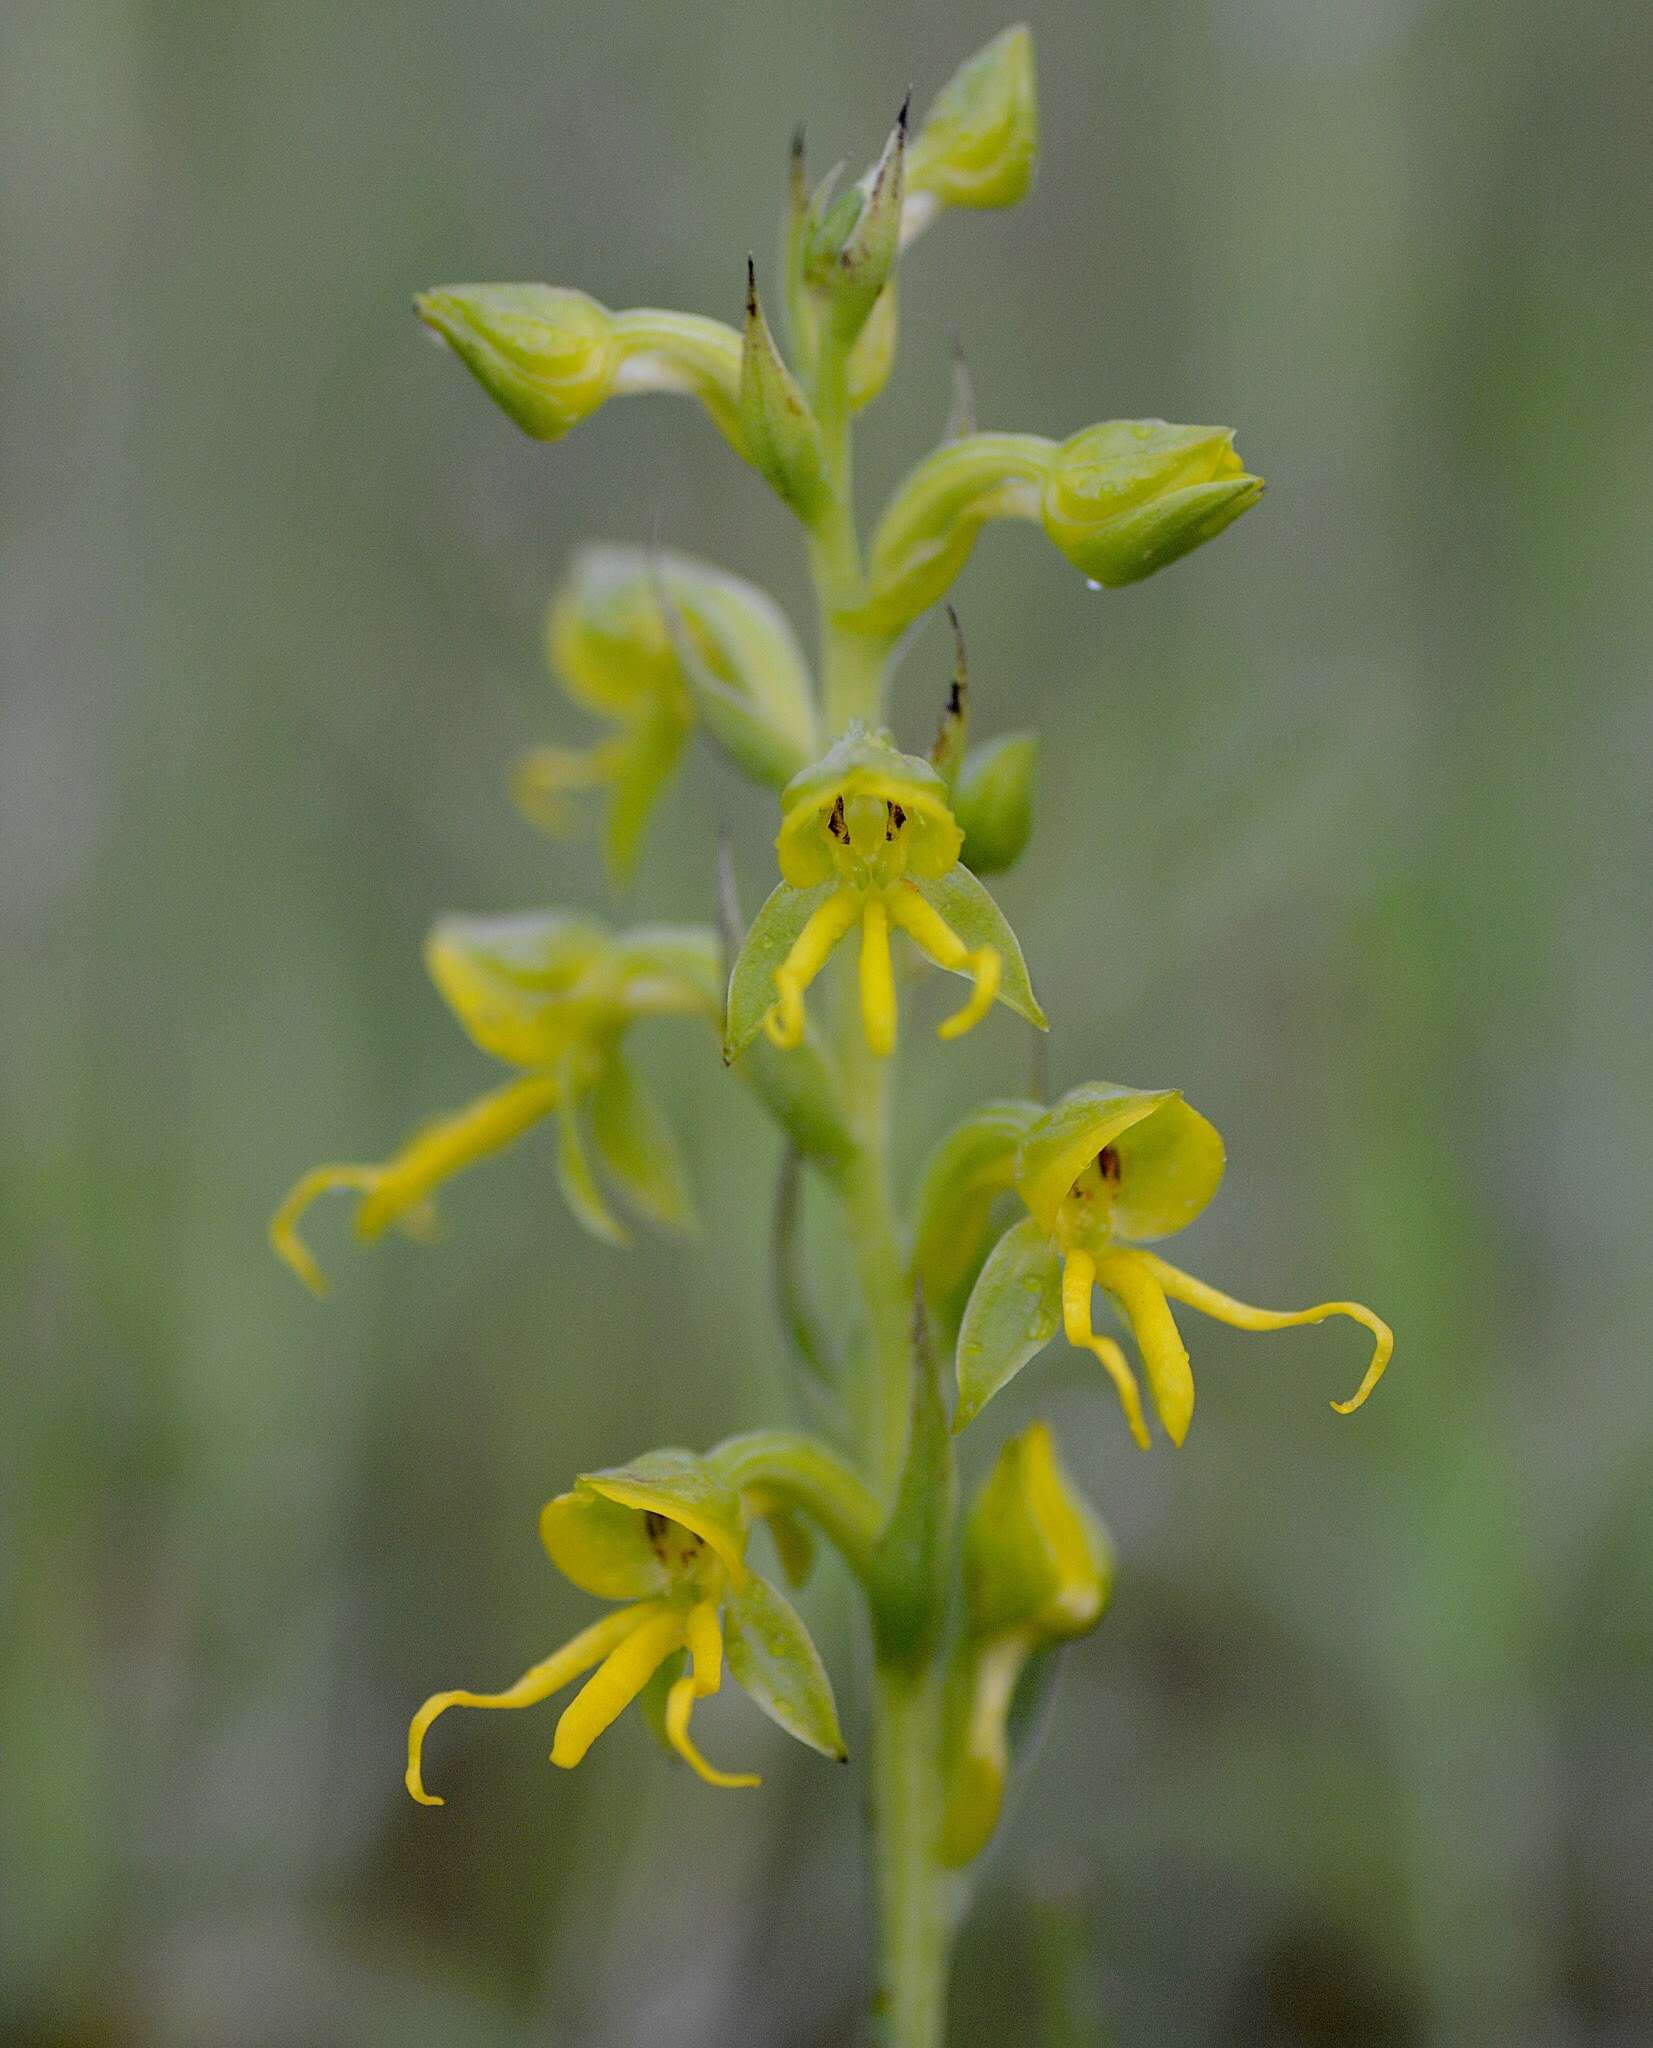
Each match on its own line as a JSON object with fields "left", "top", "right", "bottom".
{"left": 272, "top": 28, "right": 1389, "bottom": 2045}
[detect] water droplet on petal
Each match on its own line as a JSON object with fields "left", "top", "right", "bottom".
{"left": 1084, "top": 578, "right": 1104, "bottom": 592}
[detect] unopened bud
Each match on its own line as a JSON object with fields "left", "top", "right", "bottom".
{"left": 906, "top": 25, "right": 1038, "bottom": 232}
{"left": 1040, "top": 420, "right": 1263, "bottom": 587}
{"left": 807, "top": 97, "right": 909, "bottom": 347}
{"left": 416, "top": 284, "right": 619, "bottom": 441}
{"left": 964, "top": 1422, "right": 1111, "bottom": 1643}
{"left": 954, "top": 732, "right": 1036, "bottom": 874}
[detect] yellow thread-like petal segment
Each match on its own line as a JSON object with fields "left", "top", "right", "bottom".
{"left": 886, "top": 886, "right": 1001, "bottom": 1041}
{"left": 664, "top": 1675, "right": 761, "bottom": 1788}
{"left": 1061, "top": 1248, "right": 1150, "bottom": 1451}
{"left": 858, "top": 897, "right": 898, "bottom": 1057}
{"left": 271, "top": 1074, "right": 563, "bottom": 1293}
{"left": 685, "top": 1599, "right": 724, "bottom": 1697}
{"left": 510, "top": 739, "right": 626, "bottom": 838}
{"left": 1132, "top": 1250, "right": 1393, "bottom": 1415}
{"left": 405, "top": 1602, "right": 650, "bottom": 1807}
{"left": 1093, "top": 1248, "right": 1195, "bottom": 1448}
{"left": 270, "top": 1166, "right": 380, "bottom": 1296}
{"left": 550, "top": 1604, "right": 686, "bottom": 1770}
{"left": 762, "top": 887, "right": 861, "bottom": 1049}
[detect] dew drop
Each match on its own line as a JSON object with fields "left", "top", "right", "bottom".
{"left": 1084, "top": 577, "right": 1104, "bottom": 592}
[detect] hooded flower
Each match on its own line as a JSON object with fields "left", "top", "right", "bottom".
{"left": 722, "top": 727, "right": 1045, "bottom": 1062}
{"left": 918, "top": 1084, "right": 1392, "bottom": 1447}
{"left": 270, "top": 913, "right": 719, "bottom": 1290}
{"left": 406, "top": 1448, "right": 845, "bottom": 1802}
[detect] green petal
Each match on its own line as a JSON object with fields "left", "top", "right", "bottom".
{"left": 913, "top": 1099, "right": 1044, "bottom": 1333}
{"left": 579, "top": 1447, "right": 749, "bottom": 1583}
{"left": 910, "top": 868, "right": 1046, "bottom": 1029}
{"left": 723, "top": 1572, "right": 846, "bottom": 1761}
{"left": 724, "top": 879, "right": 836, "bottom": 1061}
{"left": 1014, "top": 1082, "right": 1225, "bottom": 1240}
{"left": 424, "top": 911, "right": 612, "bottom": 1069}
{"left": 555, "top": 1088, "right": 629, "bottom": 1247}
{"left": 954, "top": 1216, "right": 1063, "bottom": 1431}
{"left": 589, "top": 1056, "right": 695, "bottom": 1231}
{"left": 603, "top": 698, "right": 692, "bottom": 882}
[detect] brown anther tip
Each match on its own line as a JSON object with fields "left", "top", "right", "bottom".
{"left": 897, "top": 87, "right": 913, "bottom": 133}
{"left": 790, "top": 123, "right": 806, "bottom": 162}
{"left": 745, "top": 254, "right": 759, "bottom": 318}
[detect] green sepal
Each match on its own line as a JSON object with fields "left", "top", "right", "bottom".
{"left": 910, "top": 868, "right": 1046, "bottom": 1029}
{"left": 603, "top": 696, "right": 692, "bottom": 882}
{"left": 574, "top": 1446, "right": 749, "bottom": 1583}
{"left": 954, "top": 732, "right": 1036, "bottom": 874}
{"left": 1014, "top": 1082, "right": 1225, "bottom": 1240}
{"left": 868, "top": 1313, "right": 956, "bottom": 1668}
{"left": 723, "top": 1572, "right": 846, "bottom": 1760}
{"left": 723, "top": 879, "right": 834, "bottom": 1061}
{"left": 414, "top": 284, "right": 618, "bottom": 442}
{"left": 913, "top": 1098, "right": 1043, "bottom": 1335}
{"left": 953, "top": 1215, "right": 1062, "bottom": 1431}
{"left": 589, "top": 1056, "right": 695, "bottom": 1232}
{"left": 555, "top": 1086, "right": 629, "bottom": 1248}
{"left": 740, "top": 263, "right": 833, "bottom": 522}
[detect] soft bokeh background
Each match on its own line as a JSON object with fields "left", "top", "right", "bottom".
{"left": 5, "top": 1, "right": 1651, "bottom": 2042}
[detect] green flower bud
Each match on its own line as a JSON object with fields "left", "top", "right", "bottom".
{"left": 963, "top": 1423, "right": 1112, "bottom": 1643}
{"left": 1040, "top": 421, "right": 1264, "bottom": 587}
{"left": 953, "top": 732, "right": 1036, "bottom": 873}
{"left": 906, "top": 25, "right": 1038, "bottom": 231}
{"left": 740, "top": 261, "right": 832, "bottom": 522}
{"left": 806, "top": 98, "right": 908, "bottom": 347}
{"left": 416, "top": 284, "right": 620, "bottom": 441}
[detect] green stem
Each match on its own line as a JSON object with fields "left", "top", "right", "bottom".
{"left": 804, "top": 328, "right": 956, "bottom": 2045}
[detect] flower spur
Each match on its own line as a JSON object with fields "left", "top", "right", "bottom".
{"left": 406, "top": 1448, "right": 846, "bottom": 1801}
{"left": 722, "top": 727, "right": 1045, "bottom": 1063}
{"left": 271, "top": 912, "right": 720, "bottom": 1290}
{"left": 917, "top": 1084, "right": 1392, "bottom": 1445}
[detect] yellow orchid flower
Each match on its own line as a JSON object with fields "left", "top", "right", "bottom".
{"left": 921, "top": 1085, "right": 1392, "bottom": 1446}
{"left": 406, "top": 1448, "right": 846, "bottom": 1803}
{"left": 270, "top": 914, "right": 719, "bottom": 1291}
{"left": 722, "top": 728, "right": 1045, "bottom": 1063}
{"left": 513, "top": 546, "right": 819, "bottom": 881}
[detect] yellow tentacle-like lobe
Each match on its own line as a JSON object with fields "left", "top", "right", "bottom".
{"left": 510, "top": 739, "right": 626, "bottom": 838}
{"left": 1132, "top": 1249, "right": 1393, "bottom": 1414}
{"left": 858, "top": 897, "right": 898, "bottom": 1057}
{"left": 886, "top": 885, "right": 1001, "bottom": 1040}
{"left": 550, "top": 1604, "right": 687, "bottom": 1770}
{"left": 405, "top": 1602, "right": 649, "bottom": 1807}
{"left": 762, "top": 886, "right": 861, "bottom": 1049}
{"left": 1061, "top": 1248, "right": 1150, "bottom": 1451}
{"left": 270, "top": 1073, "right": 563, "bottom": 1294}
{"left": 665, "top": 1600, "right": 760, "bottom": 1788}
{"left": 1092, "top": 1248, "right": 1195, "bottom": 1448}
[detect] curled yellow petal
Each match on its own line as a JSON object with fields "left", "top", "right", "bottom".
{"left": 664, "top": 1675, "right": 761, "bottom": 1789}
{"left": 1093, "top": 1248, "right": 1195, "bottom": 1448}
{"left": 270, "top": 1074, "right": 562, "bottom": 1293}
{"left": 1061, "top": 1248, "right": 1150, "bottom": 1451}
{"left": 270, "top": 1165, "right": 380, "bottom": 1296}
{"left": 761, "top": 886, "right": 860, "bottom": 1049}
{"left": 550, "top": 1604, "right": 685, "bottom": 1770}
{"left": 1133, "top": 1249, "right": 1393, "bottom": 1415}
{"left": 405, "top": 1602, "right": 650, "bottom": 1807}
{"left": 885, "top": 885, "right": 1000, "bottom": 1040}
{"left": 858, "top": 897, "right": 898, "bottom": 1057}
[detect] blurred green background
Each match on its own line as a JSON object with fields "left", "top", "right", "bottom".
{"left": 5, "top": 1, "right": 1651, "bottom": 2042}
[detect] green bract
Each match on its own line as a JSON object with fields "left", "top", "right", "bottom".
{"left": 723, "top": 1572, "right": 847, "bottom": 1760}
{"left": 952, "top": 732, "right": 1037, "bottom": 873}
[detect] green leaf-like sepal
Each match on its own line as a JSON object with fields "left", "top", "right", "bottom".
{"left": 740, "top": 264, "right": 833, "bottom": 522}
{"left": 914, "top": 1098, "right": 1043, "bottom": 1332}
{"left": 590, "top": 1057, "right": 695, "bottom": 1232}
{"left": 724, "top": 879, "right": 833, "bottom": 1060}
{"left": 909, "top": 869, "right": 1046, "bottom": 1030}
{"left": 723, "top": 1572, "right": 846, "bottom": 1761}
{"left": 1015, "top": 1083, "right": 1225, "bottom": 1240}
{"left": 953, "top": 1215, "right": 1062, "bottom": 1431}
{"left": 554, "top": 1447, "right": 749, "bottom": 1586}
{"left": 556, "top": 1090, "right": 628, "bottom": 1248}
